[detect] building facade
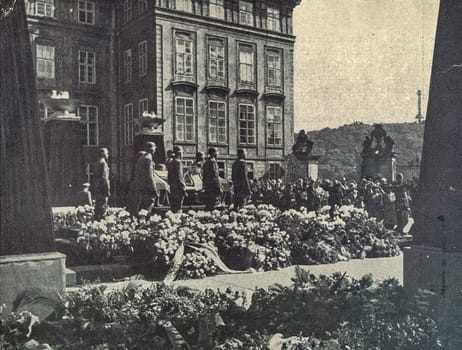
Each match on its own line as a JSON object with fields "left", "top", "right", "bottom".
{"left": 26, "top": 0, "right": 300, "bottom": 203}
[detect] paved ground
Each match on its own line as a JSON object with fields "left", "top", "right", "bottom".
{"left": 68, "top": 254, "right": 403, "bottom": 293}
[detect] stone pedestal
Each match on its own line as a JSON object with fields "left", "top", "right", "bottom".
{"left": 361, "top": 156, "right": 396, "bottom": 181}
{"left": 43, "top": 116, "right": 83, "bottom": 206}
{"left": 289, "top": 155, "right": 321, "bottom": 181}
{"left": 0, "top": 253, "right": 66, "bottom": 314}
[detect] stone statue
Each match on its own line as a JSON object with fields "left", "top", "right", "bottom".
{"left": 361, "top": 136, "right": 372, "bottom": 157}
{"left": 382, "top": 135, "right": 395, "bottom": 158}
{"left": 361, "top": 124, "right": 395, "bottom": 159}
{"left": 370, "top": 124, "right": 387, "bottom": 150}
{"left": 292, "top": 129, "right": 314, "bottom": 159}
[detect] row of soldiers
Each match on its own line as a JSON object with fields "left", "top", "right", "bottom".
{"left": 85, "top": 143, "right": 252, "bottom": 218}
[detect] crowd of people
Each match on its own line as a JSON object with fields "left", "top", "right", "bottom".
{"left": 80, "top": 143, "right": 416, "bottom": 233}
{"left": 80, "top": 142, "right": 252, "bottom": 218}
{"left": 248, "top": 175, "right": 416, "bottom": 232}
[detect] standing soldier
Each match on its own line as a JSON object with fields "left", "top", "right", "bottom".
{"left": 166, "top": 146, "right": 186, "bottom": 213}
{"left": 93, "top": 148, "right": 110, "bottom": 220}
{"left": 142, "top": 142, "right": 159, "bottom": 213}
{"left": 202, "top": 147, "right": 221, "bottom": 211}
{"left": 232, "top": 149, "right": 251, "bottom": 210}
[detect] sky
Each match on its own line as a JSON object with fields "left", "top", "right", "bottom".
{"left": 293, "top": 0, "right": 440, "bottom": 131}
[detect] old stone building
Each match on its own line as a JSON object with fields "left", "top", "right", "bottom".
{"left": 25, "top": 0, "right": 300, "bottom": 203}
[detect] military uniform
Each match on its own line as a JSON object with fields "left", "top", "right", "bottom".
{"left": 232, "top": 158, "right": 251, "bottom": 210}
{"left": 93, "top": 157, "right": 110, "bottom": 219}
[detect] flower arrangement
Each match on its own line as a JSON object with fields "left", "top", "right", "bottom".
{"left": 53, "top": 204, "right": 401, "bottom": 278}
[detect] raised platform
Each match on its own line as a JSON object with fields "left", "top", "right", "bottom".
{"left": 0, "top": 252, "right": 66, "bottom": 313}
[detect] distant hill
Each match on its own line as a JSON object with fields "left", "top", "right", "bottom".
{"left": 296, "top": 122, "right": 425, "bottom": 180}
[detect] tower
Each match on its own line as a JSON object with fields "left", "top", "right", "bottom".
{"left": 415, "top": 90, "right": 424, "bottom": 123}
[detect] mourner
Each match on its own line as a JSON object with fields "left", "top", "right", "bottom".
{"left": 166, "top": 146, "right": 186, "bottom": 213}
{"left": 93, "top": 148, "right": 111, "bottom": 220}
{"left": 232, "top": 149, "right": 251, "bottom": 211}
{"left": 202, "top": 147, "right": 221, "bottom": 211}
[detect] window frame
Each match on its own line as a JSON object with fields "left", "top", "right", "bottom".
{"left": 78, "top": 50, "right": 96, "bottom": 84}
{"left": 35, "top": 0, "right": 54, "bottom": 17}
{"left": 238, "top": 103, "right": 256, "bottom": 145}
{"left": 239, "top": 1, "right": 253, "bottom": 26}
{"left": 176, "top": 0, "right": 192, "bottom": 13}
{"left": 266, "top": 105, "right": 283, "bottom": 146}
{"left": 123, "top": 0, "right": 132, "bottom": 23}
{"left": 238, "top": 44, "right": 255, "bottom": 84}
{"left": 246, "top": 162, "right": 255, "bottom": 180}
{"left": 208, "top": 100, "right": 227, "bottom": 144}
{"left": 78, "top": 0, "right": 95, "bottom": 25}
{"left": 36, "top": 44, "right": 55, "bottom": 79}
{"left": 138, "top": 40, "right": 148, "bottom": 77}
{"left": 78, "top": 105, "right": 99, "bottom": 147}
{"left": 266, "top": 49, "right": 282, "bottom": 88}
{"left": 123, "top": 103, "right": 134, "bottom": 146}
{"left": 138, "top": 0, "right": 148, "bottom": 13}
{"left": 138, "top": 98, "right": 149, "bottom": 117}
{"left": 267, "top": 7, "right": 280, "bottom": 32}
{"left": 208, "top": 38, "right": 225, "bottom": 80}
{"left": 123, "top": 48, "right": 132, "bottom": 83}
{"left": 175, "top": 96, "right": 195, "bottom": 142}
{"left": 175, "top": 32, "right": 194, "bottom": 77}
{"left": 209, "top": 0, "right": 224, "bottom": 19}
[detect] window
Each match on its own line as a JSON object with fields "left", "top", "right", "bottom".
{"left": 239, "top": 44, "right": 254, "bottom": 83}
{"left": 176, "top": 0, "right": 192, "bottom": 12}
{"left": 267, "top": 7, "right": 280, "bottom": 31}
{"left": 123, "top": 49, "right": 132, "bottom": 82}
{"left": 84, "top": 163, "right": 94, "bottom": 183}
{"left": 79, "top": 51, "right": 96, "bottom": 83}
{"left": 208, "top": 39, "right": 225, "bottom": 80}
{"left": 266, "top": 106, "right": 282, "bottom": 146}
{"left": 138, "top": 41, "right": 147, "bottom": 76}
{"left": 209, "top": 0, "right": 224, "bottom": 19}
{"left": 78, "top": 1, "right": 95, "bottom": 24}
{"left": 36, "top": 45, "right": 55, "bottom": 79}
{"left": 139, "top": 98, "right": 148, "bottom": 116}
{"left": 175, "top": 33, "right": 193, "bottom": 76}
{"left": 123, "top": 103, "right": 134, "bottom": 145}
{"left": 239, "top": 1, "right": 253, "bottom": 26}
{"left": 208, "top": 101, "right": 226, "bottom": 144}
{"left": 217, "top": 161, "right": 226, "bottom": 178}
{"left": 175, "top": 97, "right": 195, "bottom": 142}
{"left": 247, "top": 162, "right": 255, "bottom": 179}
{"left": 239, "top": 104, "right": 256, "bottom": 144}
{"left": 123, "top": 0, "right": 132, "bottom": 23}
{"left": 35, "top": 0, "right": 54, "bottom": 17}
{"left": 269, "top": 162, "right": 284, "bottom": 179}
{"left": 266, "top": 49, "right": 281, "bottom": 87}
{"left": 139, "top": 0, "right": 148, "bottom": 13}
{"left": 79, "top": 105, "right": 98, "bottom": 146}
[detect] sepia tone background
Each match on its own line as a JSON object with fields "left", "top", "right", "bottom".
{"left": 293, "top": 0, "right": 439, "bottom": 130}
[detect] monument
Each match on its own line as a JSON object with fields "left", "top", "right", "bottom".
{"left": 0, "top": 0, "right": 66, "bottom": 312}
{"left": 360, "top": 124, "right": 397, "bottom": 181}
{"left": 404, "top": 0, "right": 462, "bottom": 331}
{"left": 290, "top": 130, "right": 321, "bottom": 181}
{"left": 41, "top": 90, "right": 84, "bottom": 206}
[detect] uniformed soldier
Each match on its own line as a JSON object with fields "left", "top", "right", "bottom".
{"left": 231, "top": 149, "right": 251, "bottom": 210}
{"left": 202, "top": 147, "right": 221, "bottom": 211}
{"left": 166, "top": 146, "right": 186, "bottom": 213}
{"left": 93, "top": 148, "right": 110, "bottom": 220}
